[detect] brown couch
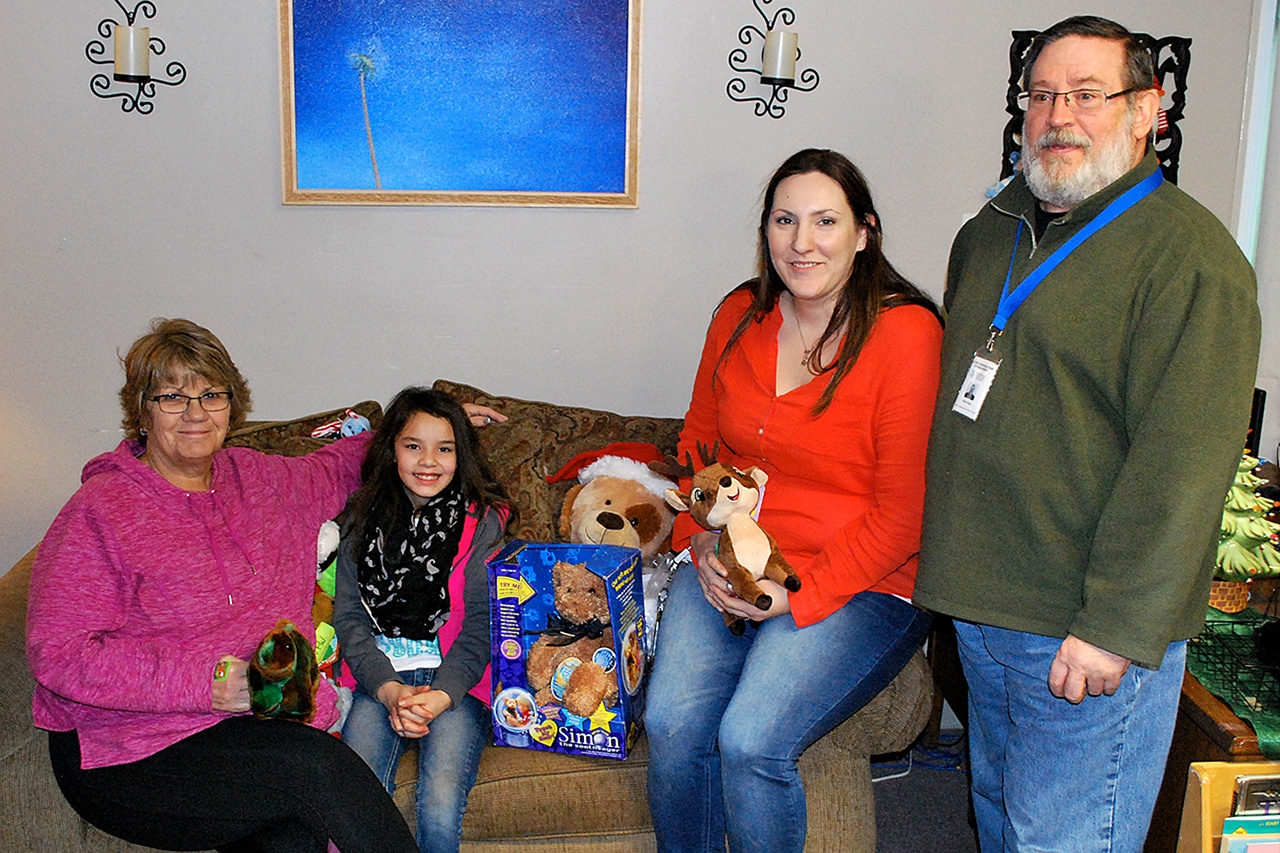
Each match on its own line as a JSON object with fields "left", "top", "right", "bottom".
{"left": 0, "top": 380, "right": 934, "bottom": 852}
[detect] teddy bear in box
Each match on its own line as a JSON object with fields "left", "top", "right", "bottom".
{"left": 526, "top": 560, "right": 619, "bottom": 717}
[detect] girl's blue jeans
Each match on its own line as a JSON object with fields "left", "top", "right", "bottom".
{"left": 341, "top": 668, "right": 488, "bottom": 853}
{"left": 955, "top": 621, "right": 1185, "bottom": 853}
{"left": 644, "top": 562, "right": 931, "bottom": 853}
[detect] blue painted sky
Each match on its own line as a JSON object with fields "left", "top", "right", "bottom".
{"left": 291, "top": 0, "right": 631, "bottom": 192}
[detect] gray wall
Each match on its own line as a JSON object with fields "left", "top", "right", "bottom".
{"left": 1, "top": 0, "right": 1268, "bottom": 576}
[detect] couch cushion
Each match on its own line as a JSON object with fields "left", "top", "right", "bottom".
{"left": 432, "top": 380, "right": 682, "bottom": 542}
{"left": 461, "top": 734, "right": 653, "bottom": 842}
{"left": 223, "top": 401, "right": 383, "bottom": 457}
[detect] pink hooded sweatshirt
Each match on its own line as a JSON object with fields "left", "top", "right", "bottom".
{"left": 27, "top": 432, "right": 371, "bottom": 769}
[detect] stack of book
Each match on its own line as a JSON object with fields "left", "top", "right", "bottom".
{"left": 1220, "top": 774, "right": 1280, "bottom": 852}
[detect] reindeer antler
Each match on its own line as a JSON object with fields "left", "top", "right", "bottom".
{"left": 649, "top": 454, "right": 694, "bottom": 481}
{"left": 696, "top": 440, "right": 721, "bottom": 468}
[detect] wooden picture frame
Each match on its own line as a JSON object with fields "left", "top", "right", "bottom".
{"left": 279, "top": 0, "right": 640, "bottom": 207}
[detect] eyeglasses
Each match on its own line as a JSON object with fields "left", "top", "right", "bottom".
{"left": 1017, "top": 87, "right": 1139, "bottom": 114}
{"left": 146, "top": 391, "right": 233, "bottom": 414}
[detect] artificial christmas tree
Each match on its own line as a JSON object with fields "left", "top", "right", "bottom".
{"left": 1210, "top": 454, "right": 1280, "bottom": 612}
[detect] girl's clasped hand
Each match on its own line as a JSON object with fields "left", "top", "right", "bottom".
{"left": 377, "top": 681, "right": 450, "bottom": 737}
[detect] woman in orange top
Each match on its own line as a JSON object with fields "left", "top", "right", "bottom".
{"left": 645, "top": 149, "right": 943, "bottom": 853}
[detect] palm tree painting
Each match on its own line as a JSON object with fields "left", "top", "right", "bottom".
{"left": 283, "top": 0, "right": 639, "bottom": 206}
{"left": 348, "top": 48, "right": 381, "bottom": 190}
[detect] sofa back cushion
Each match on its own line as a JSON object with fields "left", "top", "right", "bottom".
{"left": 432, "top": 380, "right": 683, "bottom": 542}
{"left": 223, "top": 400, "right": 384, "bottom": 457}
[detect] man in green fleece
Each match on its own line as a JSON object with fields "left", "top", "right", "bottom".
{"left": 916, "top": 15, "right": 1260, "bottom": 852}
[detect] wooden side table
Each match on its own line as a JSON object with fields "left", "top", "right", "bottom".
{"left": 1145, "top": 671, "right": 1265, "bottom": 853}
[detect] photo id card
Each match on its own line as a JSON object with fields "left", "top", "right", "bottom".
{"left": 952, "top": 353, "right": 1000, "bottom": 421}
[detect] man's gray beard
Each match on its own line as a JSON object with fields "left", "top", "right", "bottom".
{"left": 1022, "top": 112, "right": 1137, "bottom": 209}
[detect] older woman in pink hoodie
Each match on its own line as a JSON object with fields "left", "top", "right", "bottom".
{"left": 26, "top": 318, "right": 423, "bottom": 853}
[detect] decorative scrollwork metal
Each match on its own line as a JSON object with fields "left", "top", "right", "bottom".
{"left": 85, "top": 0, "right": 185, "bottom": 115}
{"left": 725, "top": 0, "right": 819, "bottom": 119}
{"left": 1000, "top": 29, "right": 1191, "bottom": 184}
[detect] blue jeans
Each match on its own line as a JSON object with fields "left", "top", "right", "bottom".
{"left": 954, "top": 621, "right": 1186, "bottom": 853}
{"left": 341, "top": 669, "right": 488, "bottom": 853}
{"left": 645, "top": 562, "right": 931, "bottom": 853}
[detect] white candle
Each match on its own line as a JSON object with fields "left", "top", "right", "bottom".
{"left": 114, "top": 25, "right": 150, "bottom": 82}
{"left": 761, "top": 30, "right": 798, "bottom": 85}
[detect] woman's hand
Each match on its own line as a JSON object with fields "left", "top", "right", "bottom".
{"left": 691, "top": 534, "right": 792, "bottom": 622}
{"left": 462, "top": 403, "right": 507, "bottom": 428}
{"left": 690, "top": 531, "right": 735, "bottom": 612}
{"left": 720, "top": 578, "right": 791, "bottom": 622}
{"left": 211, "top": 655, "right": 250, "bottom": 713}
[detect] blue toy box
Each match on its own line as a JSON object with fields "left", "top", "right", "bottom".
{"left": 487, "top": 541, "right": 646, "bottom": 760}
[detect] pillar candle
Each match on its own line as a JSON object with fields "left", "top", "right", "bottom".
{"left": 761, "top": 30, "right": 798, "bottom": 85}
{"left": 114, "top": 25, "right": 150, "bottom": 82}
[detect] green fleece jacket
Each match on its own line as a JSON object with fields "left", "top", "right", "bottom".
{"left": 915, "top": 152, "right": 1260, "bottom": 669}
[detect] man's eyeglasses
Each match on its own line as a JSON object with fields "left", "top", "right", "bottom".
{"left": 146, "top": 391, "right": 233, "bottom": 414}
{"left": 1017, "top": 87, "right": 1139, "bottom": 114}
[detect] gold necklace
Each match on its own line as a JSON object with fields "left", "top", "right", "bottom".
{"left": 789, "top": 297, "right": 819, "bottom": 367}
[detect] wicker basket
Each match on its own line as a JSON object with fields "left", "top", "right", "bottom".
{"left": 1209, "top": 579, "right": 1251, "bottom": 614}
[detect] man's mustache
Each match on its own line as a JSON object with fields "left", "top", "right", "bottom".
{"left": 1034, "top": 129, "right": 1092, "bottom": 151}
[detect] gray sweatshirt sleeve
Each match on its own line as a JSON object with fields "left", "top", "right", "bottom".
{"left": 333, "top": 524, "right": 402, "bottom": 697}
{"left": 430, "top": 507, "right": 504, "bottom": 707}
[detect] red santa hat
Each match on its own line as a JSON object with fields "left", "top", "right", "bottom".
{"left": 547, "top": 441, "right": 676, "bottom": 498}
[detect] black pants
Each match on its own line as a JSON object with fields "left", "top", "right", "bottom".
{"left": 49, "top": 717, "right": 416, "bottom": 853}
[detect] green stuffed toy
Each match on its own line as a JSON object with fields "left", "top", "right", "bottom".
{"left": 249, "top": 619, "right": 320, "bottom": 723}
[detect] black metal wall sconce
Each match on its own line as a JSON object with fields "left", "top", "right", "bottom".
{"left": 86, "top": 1, "right": 186, "bottom": 114}
{"left": 726, "top": 0, "right": 819, "bottom": 119}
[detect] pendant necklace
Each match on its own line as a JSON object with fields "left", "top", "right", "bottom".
{"left": 789, "top": 297, "right": 818, "bottom": 367}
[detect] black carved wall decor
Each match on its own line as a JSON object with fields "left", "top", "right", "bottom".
{"left": 1000, "top": 30, "right": 1192, "bottom": 184}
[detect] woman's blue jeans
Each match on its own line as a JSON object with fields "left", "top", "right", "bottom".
{"left": 341, "top": 668, "right": 488, "bottom": 853}
{"left": 955, "top": 621, "right": 1185, "bottom": 853}
{"left": 645, "top": 562, "right": 931, "bottom": 853}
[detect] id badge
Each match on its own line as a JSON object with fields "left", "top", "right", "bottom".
{"left": 952, "top": 352, "right": 1000, "bottom": 421}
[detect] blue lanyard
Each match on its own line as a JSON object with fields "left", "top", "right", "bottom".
{"left": 991, "top": 169, "right": 1164, "bottom": 337}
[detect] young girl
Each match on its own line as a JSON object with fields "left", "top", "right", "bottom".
{"left": 334, "top": 387, "right": 514, "bottom": 853}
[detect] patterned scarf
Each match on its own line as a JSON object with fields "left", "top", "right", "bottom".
{"left": 358, "top": 481, "right": 466, "bottom": 640}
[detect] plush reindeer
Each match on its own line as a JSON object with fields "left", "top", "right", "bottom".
{"left": 664, "top": 442, "right": 800, "bottom": 635}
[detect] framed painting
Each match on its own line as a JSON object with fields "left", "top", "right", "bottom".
{"left": 279, "top": 0, "right": 640, "bottom": 206}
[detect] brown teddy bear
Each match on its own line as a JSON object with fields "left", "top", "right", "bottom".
{"left": 526, "top": 560, "right": 619, "bottom": 717}
{"left": 549, "top": 442, "right": 677, "bottom": 564}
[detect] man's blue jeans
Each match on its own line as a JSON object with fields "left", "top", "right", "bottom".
{"left": 645, "top": 562, "right": 930, "bottom": 853}
{"left": 954, "top": 621, "right": 1185, "bottom": 853}
{"left": 340, "top": 668, "right": 488, "bottom": 853}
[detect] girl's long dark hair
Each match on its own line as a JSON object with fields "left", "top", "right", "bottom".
{"left": 346, "top": 387, "right": 515, "bottom": 551}
{"left": 715, "top": 148, "right": 941, "bottom": 416}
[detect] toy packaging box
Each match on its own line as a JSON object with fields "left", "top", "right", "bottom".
{"left": 488, "top": 540, "right": 647, "bottom": 760}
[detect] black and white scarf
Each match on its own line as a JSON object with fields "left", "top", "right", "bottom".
{"left": 358, "top": 482, "right": 466, "bottom": 640}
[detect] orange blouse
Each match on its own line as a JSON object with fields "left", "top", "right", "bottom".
{"left": 673, "top": 289, "right": 942, "bottom": 627}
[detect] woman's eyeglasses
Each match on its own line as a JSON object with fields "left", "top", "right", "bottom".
{"left": 146, "top": 391, "right": 233, "bottom": 414}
